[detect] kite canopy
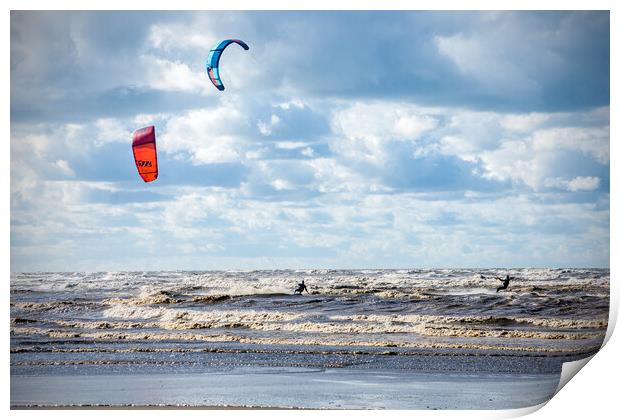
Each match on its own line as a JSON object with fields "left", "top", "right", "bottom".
{"left": 206, "top": 39, "right": 249, "bottom": 91}
{"left": 132, "top": 126, "right": 158, "bottom": 183}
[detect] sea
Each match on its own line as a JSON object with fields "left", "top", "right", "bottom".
{"left": 10, "top": 268, "right": 610, "bottom": 409}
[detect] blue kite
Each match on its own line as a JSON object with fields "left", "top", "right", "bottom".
{"left": 206, "top": 39, "right": 249, "bottom": 91}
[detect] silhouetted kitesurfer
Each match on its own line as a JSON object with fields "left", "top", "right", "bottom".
{"left": 495, "top": 275, "right": 512, "bottom": 293}
{"left": 294, "top": 280, "right": 309, "bottom": 295}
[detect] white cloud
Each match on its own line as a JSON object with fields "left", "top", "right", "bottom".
{"left": 435, "top": 32, "right": 538, "bottom": 94}
{"left": 433, "top": 13, "right": 564, "bottom": 97}
{"left": 277, "top": 99, "right": 306, "bottom": 110}
{"left": 530, "top": 127, "right": 609, "bottom": 165}
{"left": 545, "top": 176, "right": 601, "bottom": 192}
{"left": 243, "top": 160, "right": 316, "bottom": 194}
{"left": 161, "top": 103, "right": 249, "bottom": 164}
{"left": 499, "top": 113, "right": 551, "bottom": 132}
{"left": 132, "top": 113, "right": 170, "bottom": 130}
{"left": 158, "top": 192, "right": 223, "bottom": 239}
{"left": 148, "top": 23, "right": 216, "bottom": 52}
{"left": 568, "top": 176, "right": 600, "bottom": 191}
{"left": 436, "top": 109, "right": 609, "bottom": 191}
{"left": 333, "top": 102, "right": 437, "bottom": 143}
{"left": 326, "top": 101, "right": 609, "bottom": 194}
{"left": 11, "top": 124, "right": 92, "bottom": 199}
{"left": 331, "top": 102, "right": 437, "bottom": 164}
{"left": 52, "top": 160, "right": 75, "bottom": 177}
{"left": 94, "top": 118, "right": 133, "bottom": 145}
{"left": 275, "top": 141, "right": 309, "bottom": 150}
{"left": 257, "top": 114, "right": 281, "bottom": 136}
{"left": 478, "top": 139, "right": 540, "bottom": 186}
{"left": 141, "top": 54, "right": 209, "bottom": 95}
{"left": 271, "top": 178, "right": 292, "bottom": 190}
{"left": 437, "top": 135, "right": 479, "bottom": 162}
{"left": 437, "top": 111, "right": 505, "bottom": 158}
{"left": 307, "top": 158, "right": 386, "bottom": 194}
{"left": 475, "top": 124, "right": 609, "bottom": 190}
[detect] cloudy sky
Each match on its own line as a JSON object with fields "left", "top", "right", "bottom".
{"left": 10, "top": 11, "right": 610, "bottom": 271}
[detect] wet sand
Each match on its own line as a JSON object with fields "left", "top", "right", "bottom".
{"left": 11, "top": 365, "right": 559, "bottom": 409}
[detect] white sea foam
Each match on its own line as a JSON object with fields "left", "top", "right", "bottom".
{"left": 10, "top": 269, "right": 609, "bottom": 360}
{"left": 10, "top": 268, "right": 609, "bottom": 295}
{"left": 10, "top": 325, "right": 603, "bottom": 355}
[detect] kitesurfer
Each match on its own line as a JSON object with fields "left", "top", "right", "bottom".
{"left": 294, "top": 280, "right": 309, "bottom": 295}
{"left": 495, "top": 275, "right": 512, "bottom": 293}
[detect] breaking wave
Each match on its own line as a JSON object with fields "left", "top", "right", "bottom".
{"left": 11, "top": 268, "right": 609, "bottom": 364}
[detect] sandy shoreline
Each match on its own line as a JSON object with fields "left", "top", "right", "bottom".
{"left": 11, "top": 366, "right": 560, "bottom": 409}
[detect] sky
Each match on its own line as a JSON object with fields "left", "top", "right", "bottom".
{"left": 10, "top": 10, "right": 610, "bottom": 271}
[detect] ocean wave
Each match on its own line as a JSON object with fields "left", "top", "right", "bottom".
{"left": 102, "top": 303, "right": 609, "bottom": 330}
{"left": 10, "top": 326, "right": 603, "bottom": 355}
{"left": 15, "top": 303, "right": 603, "bottom": 341}
{"left": 328, "top": 313, "right": 607, "bottom": 329}
{"left": 103, "top": 290, "right": 183, "bottom": 306}
{"left": 11, "top": 268, "right": 610, "bottom": 295}
{"left": 103, "top": 305, "right": 305, "bottom": 325}
{"left": 11, "top": 301, "right": 99, "bottom": 312}
{"left": 12, "top": 318, "right": 604, "bottom": 341}
{"left": 10, "top": 269, "right": 609, "bottom": 362}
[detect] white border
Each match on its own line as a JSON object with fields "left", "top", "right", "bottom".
{"left": 4, "top": 1, "right": 616, "bottom": 419}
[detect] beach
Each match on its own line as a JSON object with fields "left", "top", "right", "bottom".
{"left": 11, "top": 367, "right": 561, "bottom": 409}
{"left": 10, "top": 269, "right": 609, "bottom": 409}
